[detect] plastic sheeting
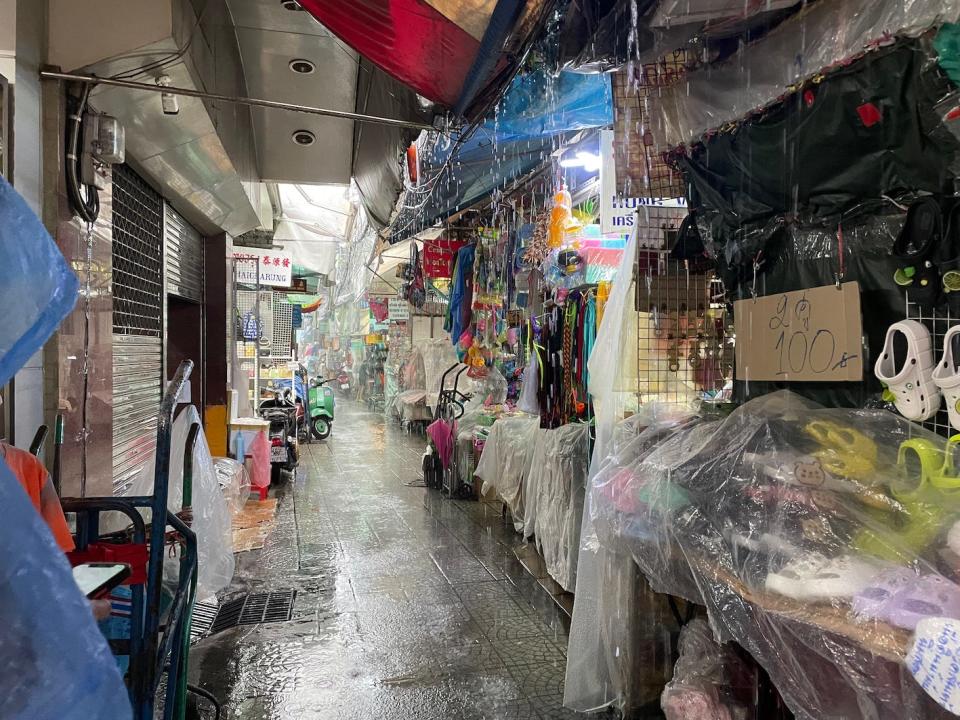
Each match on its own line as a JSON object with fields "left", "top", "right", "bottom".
{"left": 126, "top": 408, "right": 235, "bottom": 602}
{"left": 681, "top": 41, "right": 958, "bottom": 243}
{"left": 526, "top": 422, "right": 590, "bottom": 592}
{"left": 0, "top": 176, "right": 128, "bottom": 718}
{"left": 659, "top": 0, "right": 960, "bottom": 146}
{"left": 0, "top": 174, "right": 78, "bottom": 387}
{"left": 391, "top": 70, "right": 613, "bottom": 241}
{"left": 661, "top": 618, "right": 757, "bottom": 720}
{"left": 565, "top": 220, "right": 701, "bottom": 714}
{"left": 584, "top": 390, "right": 960, "bottom": 720}
{"left": 0, "top": 463, "right": 132, "bottom": 719}
{"left": 335, "top": 204, "right": 378, "bottom": 306}
{"left": 475, "top": 414, "right": 541, "bottom": 531}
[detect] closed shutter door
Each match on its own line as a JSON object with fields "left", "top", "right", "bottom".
{"left": 112, "top": 164, "right": 164, "bottom": 496}
{"left": 164, "top": 203, "right": 203, "bottom": 302}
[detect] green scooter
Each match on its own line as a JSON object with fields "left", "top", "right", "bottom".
{"left": 307, "top": 377, "right": 336, "bottom": 439}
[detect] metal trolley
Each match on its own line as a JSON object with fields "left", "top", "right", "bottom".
{"left": 62, "top": 360, "right": 202, "bottom": 720}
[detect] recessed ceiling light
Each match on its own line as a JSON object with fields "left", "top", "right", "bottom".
{"left": 281, "top": 0, "right": 304, "bottom": 10}
{"left": 289, "top": 59, "right": 315, "bottom": 75}
{"left": 291, "top": 130, "right": 316, "bottom": 147}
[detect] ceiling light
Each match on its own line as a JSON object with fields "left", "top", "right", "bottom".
{"left": 291, "top": 130, "right": 316, "bottom": 147}
{"left": 281, "top": 0, "right": 305, "bottom": 10}
{"left": 289, "top": 59, "right": 315, "bottom": 75}
{"left": 559, "top": 151, "right": 602, "bottom": 173}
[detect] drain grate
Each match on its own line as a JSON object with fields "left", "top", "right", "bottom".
{"left": 190, "top": 600, "right": 220, "bottom": 641}
{"left": 208, "top": 591, "right": 297, "bottom": 635}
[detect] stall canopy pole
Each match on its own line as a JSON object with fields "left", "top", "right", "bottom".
{"left": 39, "top": 70, "right": 435, "bottom": 132}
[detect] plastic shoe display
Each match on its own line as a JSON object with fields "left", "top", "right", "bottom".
{"left": 764, "top": 553, "right": 881, "bottom": 602}
{"left": 874, "top": 320, "right": 941, "bottom": 422}
{"left": 933, "top": 325, "right": 960, "bottom": 431}
{"left": 892, "top": 197, "right": 942, "bottom": 312}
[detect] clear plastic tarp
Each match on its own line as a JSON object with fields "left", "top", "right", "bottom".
{"left": 658, "top": 0, "right": 960, "bottom": 146}
{"left": 527, "top": 422, "right": 590, "bottom": 593}
{"left": 476, "top": 414, "right": 541, "bottom": 531}
{"left": 125, "top": 408, "right": 235, "bottom": 601}
{"left": 580, "top": 390, "right": 960, "bottom": 719}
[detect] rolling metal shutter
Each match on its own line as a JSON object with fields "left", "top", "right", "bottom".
{"left": 112, "top": 164, "right": 164, "bottom": 495}
{"left": 164, "top": 203, "right": 203, "bottom": 302}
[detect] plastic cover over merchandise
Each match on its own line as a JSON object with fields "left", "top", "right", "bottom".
{"left": 661, "top": 618, "right": 757, "bottom": 720}
{"left": 126, "top": 408, "right": 235, "bottom": 601}
{"left": 526, "top": 422, "right": 590, "bottom": 593}
{"left": 658, "top": 0, "right": 960, "bottom": 146}
{"left": 589, "top": 391, "right": 960, "bottom": 719}
{"left": 475, "top": 414, "right": 541, "bottom": 532}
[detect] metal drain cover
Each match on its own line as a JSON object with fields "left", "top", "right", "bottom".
{"left": 190, "top": 599, "right": 220, "bottom": 641}
{"left": 209, "top": 590, "right": 297, "bottom": 635}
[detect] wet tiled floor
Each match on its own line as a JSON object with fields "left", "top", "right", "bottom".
{"left": 189, "top": 401, "right": 585, "bottom": 719}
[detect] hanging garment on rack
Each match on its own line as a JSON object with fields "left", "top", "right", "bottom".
{"left": 448, "top": 244, "right": 476, "bottom": 345}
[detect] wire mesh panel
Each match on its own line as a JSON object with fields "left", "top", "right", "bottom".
{"left": 112, "top": 164, "right": 163, "bottom": 336}
{"left": 906, "top": 298, "right": 957, "bottom": 438}
{"left": 272, "top": 293, "right": 293, "bottom": 357}
{"left": 632, "top": 211, "right": 734, "bottom": 406}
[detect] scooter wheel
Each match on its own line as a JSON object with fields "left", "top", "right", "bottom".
{"left": 271, "top": 464, "right": 282, "bottom": 485}
{"left": 311, "top": 417, "right": 331, "bottom": 440}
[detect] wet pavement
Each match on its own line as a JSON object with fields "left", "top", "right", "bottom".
{"left": 189, "top": 401, "right": 586, "bottom": 720}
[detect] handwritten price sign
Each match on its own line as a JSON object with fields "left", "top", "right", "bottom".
{"left": 734, "top": 282, "right": 863, "bottom": 382}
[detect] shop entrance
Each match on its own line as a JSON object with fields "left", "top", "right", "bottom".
{"left": 166, "top": 296, "right": 203, "bottom": 417}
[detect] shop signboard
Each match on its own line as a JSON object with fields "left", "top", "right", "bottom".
{"left": 232, "top": 249, "right": 294, "bottom": 288}
{"left": 733, "top": 282, "right": 863, "bottom": 382}
{"left": 388, "top": 297, "right": 410, "bottom": 320}
{"left": 423, "top": 236, "right": 466, "bottom": 278}
{"left": 599, "top": 129, "right": 686, "bottom": 235}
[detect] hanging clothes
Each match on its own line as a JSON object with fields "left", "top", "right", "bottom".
{"left": 447, "top": 244, "right": 476, "bottom": 345}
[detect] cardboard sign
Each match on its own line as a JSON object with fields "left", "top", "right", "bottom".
{"left": 423, "top": 237, "right": 466, "bottom": 278}
{"left": 734, "top": 282, "right": 863, "bottom": 382}
{"left": 388, "top": 297, "right": 410, "bottom": 320}
{"left": 232, "top": 250, "right": 293, "bottom": 288}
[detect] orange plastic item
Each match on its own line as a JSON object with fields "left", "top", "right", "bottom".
{"left": 548, "top": 188, "right": 583, "bottom": 248}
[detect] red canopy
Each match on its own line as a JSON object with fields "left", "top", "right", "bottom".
{"left": 298, "top": 0, "right": 537, "bottom": 113}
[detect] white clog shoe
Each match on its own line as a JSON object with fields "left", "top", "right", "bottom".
{"left": 874, "top": 320, "right": 941, "bottom": 422}
{"left": 933, "top": 325, "right": 960, "bottom": 431}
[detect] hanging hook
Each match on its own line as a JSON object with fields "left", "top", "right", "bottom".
{"left": 835, "top": 222, "right": 845, "bottom": 290}
{"left": 751, "top": 251, "right": 763, "bottom": 302}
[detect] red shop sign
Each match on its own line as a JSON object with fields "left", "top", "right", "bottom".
{"left": 423, "top": 237, "right": 466, "bottom": 278}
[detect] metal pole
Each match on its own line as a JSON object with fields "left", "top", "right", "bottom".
{"left": 39, "top": 70, "right": 435, "bottom": 132}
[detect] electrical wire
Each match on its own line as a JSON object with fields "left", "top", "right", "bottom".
{"left": 108, "top": 0, "right": 210, "bottom": 82}
{"left": 65, "top": 83, "right": 99, "bottom": 224}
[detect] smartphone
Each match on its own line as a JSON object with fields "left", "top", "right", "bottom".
{"left": 72, "top": 562, "right": 131, "bottom": 599}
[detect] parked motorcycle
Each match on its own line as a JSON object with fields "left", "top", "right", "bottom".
{"left": 258, "top": 390, "right": 299, "bottom": 484}
{"left": 336, "top": 369, "right": 352, "bottom": 398}
{"left": 306, "top": 377, "right": 336, "bottom": 439}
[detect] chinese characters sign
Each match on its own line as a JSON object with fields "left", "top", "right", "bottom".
{"left": 734, "top": 282, "right": 863, "bottom": 382}
{"left": 232, "top": 249, "right": 293, "bottom": 288}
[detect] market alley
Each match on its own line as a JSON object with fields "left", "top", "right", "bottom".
{"left": 188, "top": 401, "right": 579, "bottom": 720}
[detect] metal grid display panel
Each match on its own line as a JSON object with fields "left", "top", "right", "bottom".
{"left": 112, "top": 164, "right": 163, "bottom": 336}
{"left": 236, "top": 290, "right": 293, "bottom": 358}
{"left": 631, "top": 206, "right": 733, "bottom": 406}
{"left": 906, "top": 298, "right": 957, "bottom": 438}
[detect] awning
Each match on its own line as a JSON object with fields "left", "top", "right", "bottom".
{"left": 297, "top": 0, "right": 549, "bottom": 118}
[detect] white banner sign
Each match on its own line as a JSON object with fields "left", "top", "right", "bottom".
{"left": 599, "top": 129, "right": 686, "bottom": 235}
{"left": 388, "top": 298, "right": 410, "bottom": 320}
{"left": 232, "top": 249, "right": 294, "bottom": 288}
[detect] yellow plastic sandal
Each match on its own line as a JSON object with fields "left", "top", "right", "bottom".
{"left": 930, "top": 435, "right": 960, "bottom": 501}
{"left": 891, "top": 438, "right": 943, "bottom": 503}
{"left": 804, "top": 420, "right": 878, "bottom": 481}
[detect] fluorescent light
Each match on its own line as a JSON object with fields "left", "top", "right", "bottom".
{"left": 559, "top": 151, "right": 601, "bottom": 173}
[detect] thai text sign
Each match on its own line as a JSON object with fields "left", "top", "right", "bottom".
{"left": 734, "top": 282, "right": 863, "bottom": 382}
